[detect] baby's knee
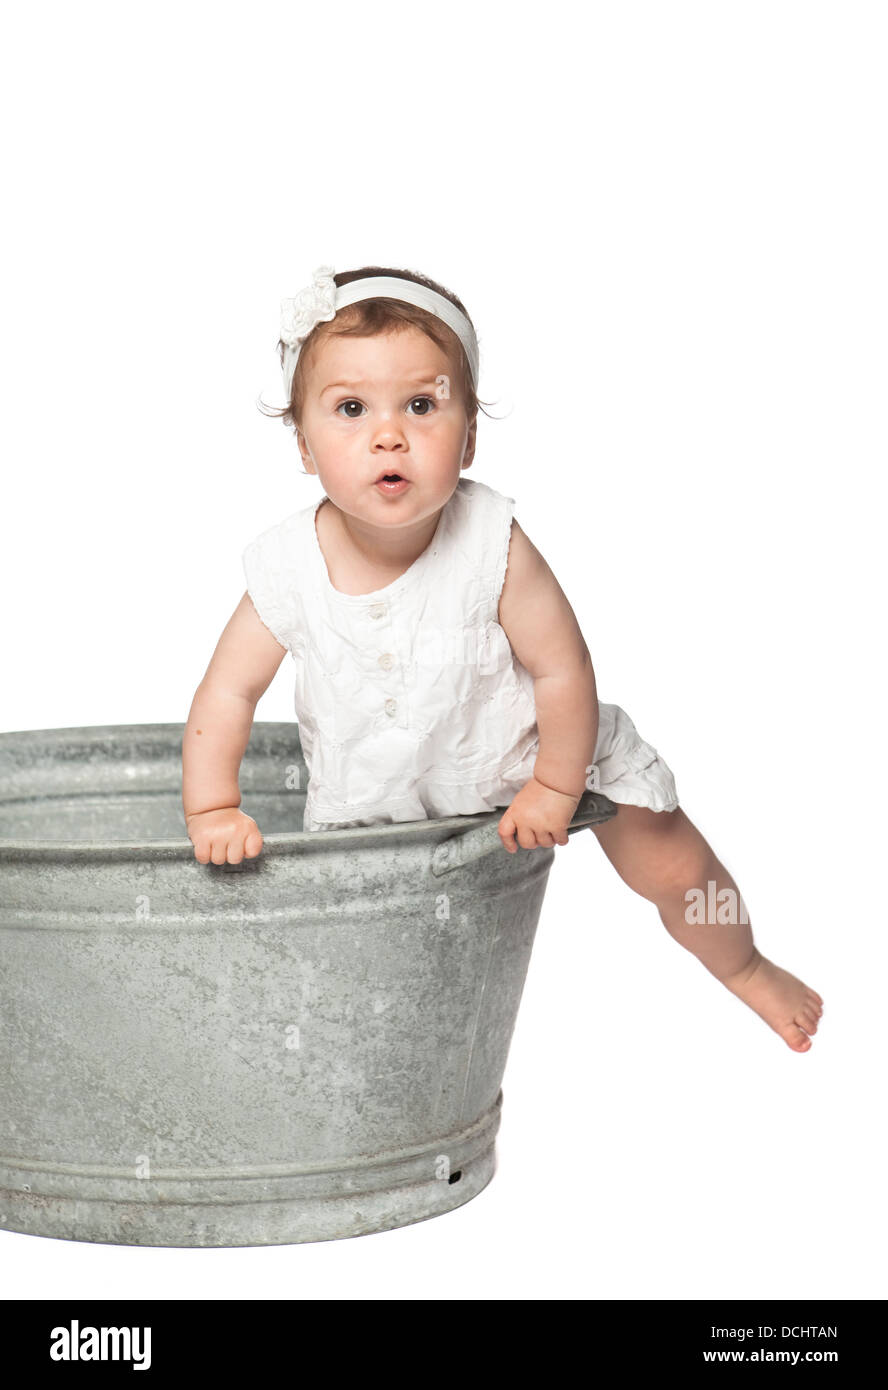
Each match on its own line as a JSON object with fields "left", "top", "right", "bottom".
{"left": 642, "top": 819, "right": 715, "bottom": 902}
{"left": 593, "top": 804, "right": 718, "bottom": 904}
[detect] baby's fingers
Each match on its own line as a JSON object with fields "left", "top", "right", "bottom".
{"left": 498, "top": 811, "right": 519, "bottom": 853}
{"left": 504, "top": 822, "right": 568, "bottom": 852}
{"left": 243, "top": 826, "right": 264, "bottom": 859}
{"left": 515, "top": 824, "right": 541, "bottom": 850}
{"left": 221, "top": 828, "right": 263, "bottom": 865}
{"left": 210, "top": 837, "right": 234, "bottom": 866}
{"left": 542, "top": 827, "right": 573, "bottom": 848}
{"left": 533, "top": 829, "right": 558, "bottom": 849}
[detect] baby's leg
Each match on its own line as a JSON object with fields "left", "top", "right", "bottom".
{"left": 588, "top": 804, "right": 824, "bottom": 1051}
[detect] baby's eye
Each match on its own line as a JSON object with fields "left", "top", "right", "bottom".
{"left": 407, "top": 396, "right": 436, "bottom": 416}
{"left": 336, "top": 399, "right": 366, "bottom": 419}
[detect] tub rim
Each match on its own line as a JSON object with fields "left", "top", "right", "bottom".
{"left": 0, "top": 720, "right": 568, "bottom": 863}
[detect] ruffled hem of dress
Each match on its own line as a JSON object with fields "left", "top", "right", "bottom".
{"left": 598, "top": 753, "right": 680, "bottom": 814}
{"left": 603, "top": 788, "right": 680, "bottom": 814}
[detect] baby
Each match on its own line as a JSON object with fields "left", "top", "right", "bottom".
{"left": 182, "top": 263, "right": 823, "bottom": 1053}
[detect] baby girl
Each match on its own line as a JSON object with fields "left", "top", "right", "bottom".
{"left": 182, "top": 263, "right": 823, "bottom": 1053}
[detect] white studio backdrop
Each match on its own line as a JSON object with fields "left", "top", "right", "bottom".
{"left": 0, "top": 0, "right": 884, "bottom": 1300}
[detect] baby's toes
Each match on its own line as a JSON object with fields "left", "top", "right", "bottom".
{"left": 780, "top": 1020, "right": 813, "bottom": 1052}
{"left": 799, "top": 1005, "right": 820, "bottom": 1034}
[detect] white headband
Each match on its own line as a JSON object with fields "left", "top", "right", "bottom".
{"left": 279, "top": 265, "right": 479, "bottom": 401}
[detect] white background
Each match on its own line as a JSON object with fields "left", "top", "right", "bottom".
{"left": 1, "top": 0, "right": 885, "bottom": 1301}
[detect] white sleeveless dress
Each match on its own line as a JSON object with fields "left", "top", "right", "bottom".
{"left": 242, "top": 477, "right": 679, "bottom": 832}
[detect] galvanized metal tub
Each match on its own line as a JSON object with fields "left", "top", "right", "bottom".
{"left": 0, "top": 723, "right": 616, "bottom": 1247}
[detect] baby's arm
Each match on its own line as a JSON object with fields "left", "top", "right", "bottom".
{"left": 496, "top": 520, "right": 598, "bottom": 851}
{"left": 182, "top": 592, "right": 288, "bottom": 863}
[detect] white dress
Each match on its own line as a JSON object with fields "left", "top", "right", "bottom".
{"left": 242, "top": 477, "right": 679, "bottom": 832}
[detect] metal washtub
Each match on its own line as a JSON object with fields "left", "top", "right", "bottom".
{"left": 0, "top": 723, "right": 616, "bottom": 1247}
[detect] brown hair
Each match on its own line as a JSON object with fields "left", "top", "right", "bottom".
{"left": 258, "top": 265, "right": 495, "bottom": 432}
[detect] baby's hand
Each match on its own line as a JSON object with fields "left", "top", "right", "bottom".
{"left": 186, "top": 807, "right": 264, "bottom": 865}
{"left": 497, "top": 778, "right": 582, "bottom": 853}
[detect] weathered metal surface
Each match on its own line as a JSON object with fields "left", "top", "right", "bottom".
{"left": 0, "top": 723, "right": 615, "bottom": 1246}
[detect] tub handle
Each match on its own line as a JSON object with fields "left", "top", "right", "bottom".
{"left": 430, "top": 789, "right": 617, "bottom": 877}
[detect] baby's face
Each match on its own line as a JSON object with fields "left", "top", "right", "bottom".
{"left": 296, "top": 325, "right": 475, "bottom": 530}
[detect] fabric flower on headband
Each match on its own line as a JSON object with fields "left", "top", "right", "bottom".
{"left": 280, "top": 264, "right": 338, "bottom": 347}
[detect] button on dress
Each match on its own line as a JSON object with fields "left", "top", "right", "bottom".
{"left": 242, "top": 477, "right": 679, "bottom": 831}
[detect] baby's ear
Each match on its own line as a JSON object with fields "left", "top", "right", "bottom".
{"left": 295, "top": 429, "right": 315, "bottom": 474}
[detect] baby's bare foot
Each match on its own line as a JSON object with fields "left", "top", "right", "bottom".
{"left": 720, "top": 948, "right": 824, "bottom": 1051}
